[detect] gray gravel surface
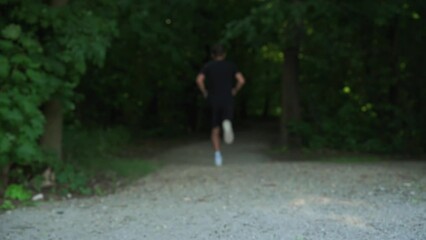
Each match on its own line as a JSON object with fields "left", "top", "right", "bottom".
{"left": 1, "top": 130, "right": 426, "bottom": 240}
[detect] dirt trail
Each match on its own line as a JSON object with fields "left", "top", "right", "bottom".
{"left": 1, "top": 129, "right": 426, "bottom": 240}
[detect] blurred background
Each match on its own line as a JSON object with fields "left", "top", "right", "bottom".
{"left": 0, "top": 0, "right": 425, "bottom": 204}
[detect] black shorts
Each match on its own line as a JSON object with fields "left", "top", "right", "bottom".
{"left": 210, "top": 102, "right": 233, "bottom": 128}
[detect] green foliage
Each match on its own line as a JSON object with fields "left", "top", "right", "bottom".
{"left": 61, "top": 127, "right": 158, "bottom": 195}
{"left": 2, "top": 24, "right": 21, "bottom": 40}
{"left": 54, "top": 127, "right": 137, "bottom": 195}
{"left": 77, "top": 0, "right": 253, "bottom": 131}
{"left": 0, "top": 21, "right": 49, "bottom": 167}
{"left": 224, "top": 0, "right": 426, "bottom": 153}
{"left": 54, "top": 164, "right": 91, "bottom": 195}
{"left": 63, "top": 127, "right": 131, "bottom": 158}
{"left": 0, "top": 184, "right": 31, "bottom": 210}
{"left": 4, "top": 184, "right": 31, "bottom": 201}
{"left": 0, "top": 200, "right": 15, "bottom": 210}
{"left": 0, "top": 0, "right": 120, "bottom": 192}
{"left": 72, "top": 0, "right": 426, "bottom": 154}
{"left": 63, "top": 127, "right": 157, "bottom": 178}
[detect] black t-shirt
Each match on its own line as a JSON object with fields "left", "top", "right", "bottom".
{"left": 200, "top": 60, "right": 238, "bottom": 104}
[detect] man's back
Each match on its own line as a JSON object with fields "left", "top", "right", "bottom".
{"left": 201, "top": 60, "right": 238, "bottom": 103}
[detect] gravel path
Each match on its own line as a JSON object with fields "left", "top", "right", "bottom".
{"left": 1, "top": 130, "right": 426, "bottom": 240}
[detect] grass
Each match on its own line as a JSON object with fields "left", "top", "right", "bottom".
{"left": 59, "top": 127, "right": 161, "bottom": 195}
{"left": 63, "top": 126, "right": 160, "bottom": 177}
{"left": 0, "top": 152, "right": 158, "bottom": 210}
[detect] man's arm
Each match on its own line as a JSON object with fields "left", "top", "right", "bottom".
{"left": 232, "top": 72, "right": 246, "bottom": 96}
{"left": 196, "top": 73, "right": 208, "bottom": 98}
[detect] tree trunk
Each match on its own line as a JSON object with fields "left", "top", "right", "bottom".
{"left": 40, "top": 99, "right": 63, "bottom": 159}
{"left": 280, "top": 47, "right": 302, "bottom": 147}
{"left": 39, "top": 0, "right": 68, "bottom": 160}
{"left": 1, "top": 163, "right": 11, "bottom": 195}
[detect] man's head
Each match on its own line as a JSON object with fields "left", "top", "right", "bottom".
{"left": 211, "top": 44, "right": 226, "bottom": 60}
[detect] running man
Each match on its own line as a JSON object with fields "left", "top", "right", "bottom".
{"left": 196, "top": 44, "right": 246, "bottom": 166}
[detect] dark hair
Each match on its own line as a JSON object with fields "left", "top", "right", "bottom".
{"left": 211, "top": 44, "right": 226, "bottom": 57}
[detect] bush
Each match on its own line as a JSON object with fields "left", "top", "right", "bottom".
{"left": 4, "top": 184, "right": 31, "bottom": 201}
{"left": 53, "top": 164, "right": 91, "bottom": 195}
{"left": 63, "top": 127, "right": 158, "bottom": 177}
{"left": 0, "top": 0, "right": 118, "bottom": 197}
{"left": 63, "top": 127, "right": 131, "bottom": 159}
{"left": 0, "top": 184, "right": 32, "bottom": 210}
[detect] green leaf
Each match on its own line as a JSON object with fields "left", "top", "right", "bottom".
{"left": 11, "top": 53, "right": 33, "bottom": 67}
{"left": 11, "top": 70, "right": 27, "bottom": 82}
{"left": 0, "top": 95, "right": 11, "bottom": 106}
{"left": 412, "top": 12, "right": 420, "bottom": 20}
{"left": 2, "top": 24, "right": 22, "bottom": 40}
{"left": 0, "top": 135, "right": 12, "bottom": 153}
{"left": 19, "top": 36, "right": 42, "bottom": 53}
{"left": 43, "top": 59, "right": 66, "bottom": 76}
{"left": 0, "top": 56, "right": 10, "bottom": 78}
{"left": 15, "top": 143, "right": 37, "bottom": 162}
{"left": 0, "top": 40, "right": 15, "bottom": 51}
{"left": 5, "top": 108, "right": 24, "bottom": 123}
{"left": 21, "top": 125, "right": 41, "bottom": 140}
{"left": 26, "top": 69, "right": 46, "bottom": 85}
{"left": 75, "top": 61, "right": 86, "bottom": 74}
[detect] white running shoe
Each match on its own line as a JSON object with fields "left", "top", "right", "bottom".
{"left": 214, "top": 151, "right": 222, "bottom": 166}
{"left": 222, "top": 119, "right": 234, "bottom": 144}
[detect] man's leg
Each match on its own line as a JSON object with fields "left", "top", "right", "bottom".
{"left": 211, "top": 127, "right": 221, "bottom": 151}
{"left": 222, "top": 104, "right": 234, "bottom": 144}
{"left": 211, "top": 104, "right": 223, "bottom": 166}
